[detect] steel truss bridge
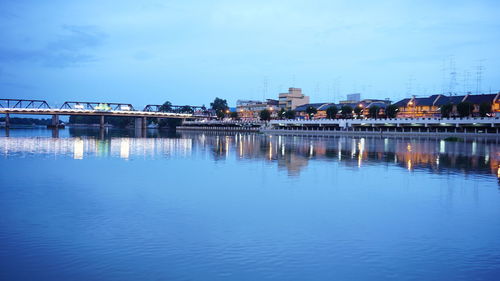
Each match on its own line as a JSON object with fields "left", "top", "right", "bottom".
{"left": 0, "top": 98, "right": 213, "bottom": 129}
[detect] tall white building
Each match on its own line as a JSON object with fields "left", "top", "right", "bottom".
{"left": 278, "top": 88, "right": 310, "bottom": 110}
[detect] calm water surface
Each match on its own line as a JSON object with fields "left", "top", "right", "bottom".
{"left": 1, "top": 128, "right": 499, "bottom": 281}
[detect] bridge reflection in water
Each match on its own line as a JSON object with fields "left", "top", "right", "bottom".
{"left": 0, "top": 130, "right": 498, "bottom": 180}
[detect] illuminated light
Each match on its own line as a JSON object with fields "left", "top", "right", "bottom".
{"left": 73, "top": 138, "right": 84, "bottom": 159}
{"left": 120, "top": 138, "right": 130, "bottom": 159}
{"left": 407, "top": 159, "right": 412, "bottom": 171}
{"left": 338, "top": 140, "right": 342, "bottom": 160}
{"left": 407, "top": 144, "right": 412, "bottom": 152}
{"left": 269, "top": 141, "right": 273, "bottom": 160}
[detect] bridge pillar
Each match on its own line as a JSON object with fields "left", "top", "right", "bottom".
{"left": 100, "top": 115, "right": 105, "bottom": 128}
{"left": 51, "top": 115, "right": 59, "bottom": 127}
{"left": 4, "top": 113, "right": 9, "bottom": 128}
{"left": 135, "top": 117, "right": 142, "bottom": 130}
{"left": 135, "top": 117, "right": 147, "bottom": 130}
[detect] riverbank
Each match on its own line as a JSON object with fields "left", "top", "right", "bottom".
{"left": 261, "top": 128, "right": 500, "bottom": 138}
{"left": 177, "top": 126, "right": 259, "bottom": 132}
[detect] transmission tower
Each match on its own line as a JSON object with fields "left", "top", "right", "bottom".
{"left": 441, "top": 58, "right": 447, "bottom": 95}
{"left": 406, "top": 76, "right": 414, "bottom": 97}
{"left": 448, "top": 56, "right": 457, "bottom": 95}
{"left": 462, "top": 71, "right": 471, "bottom": 94}
{"left": 476, "top": 60, "right": 484, "bottom": 94}
{"left": 262, "top": 76, "right": 269, "bottom": 101}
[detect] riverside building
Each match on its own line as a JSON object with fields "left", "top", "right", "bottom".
{"left": 278, "top": 88, "right": 310, "bottom": 110}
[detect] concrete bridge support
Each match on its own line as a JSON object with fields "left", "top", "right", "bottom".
{"left": 4, "top": 113, "right": 10, "bottom": 128}
{"left": 100, "top": 115, "right": 105, "bottom": 128}
{"left": 135, "top": 117, "right": 147, "bottom": 130}
{"left": 51, "top": 115, "right": 59, "bottom": 127}
{"left": 135, "top": 117, "right": 147, "bottom": 137}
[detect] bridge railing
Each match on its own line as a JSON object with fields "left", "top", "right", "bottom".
{"left": 143, "top": 104, "right": 208, "bottom": 114}
{"left": 0, "top": 99, "right": 51, "bottom": 109}
{"left": 1, "top": 98, "right": 214, "bottom": 117}
{"left": 60, "top": 101, "right": 135, "bottom": 111}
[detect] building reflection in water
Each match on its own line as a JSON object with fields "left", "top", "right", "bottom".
{"left": 188, "top": 132, "right": 500, "bottom": 179}
{"left": 0, "top": 131, "right": 499, "bottom": 180}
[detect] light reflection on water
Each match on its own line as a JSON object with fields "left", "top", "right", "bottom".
{"left": 1, "top": 129, "right": 499, "bottom": 180}
{"left": 1, "top": 128, "right": 500, "bottom": 281}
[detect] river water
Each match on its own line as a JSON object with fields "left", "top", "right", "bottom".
{"left": 1, "top": 128, "right": 499, "bottom": 281}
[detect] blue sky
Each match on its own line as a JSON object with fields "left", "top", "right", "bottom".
{"left": 0, "top": 0, "right": 499, "bottom": 108}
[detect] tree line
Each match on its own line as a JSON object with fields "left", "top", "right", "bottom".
{"left": 440, "top": 102, "right": 491, "bottom": 118}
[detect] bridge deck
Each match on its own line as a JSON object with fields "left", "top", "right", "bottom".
{"left": 0, "top": 108, "right": 208, "bottom": 118}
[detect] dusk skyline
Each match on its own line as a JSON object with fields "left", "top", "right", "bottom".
{"left": 1, "top": 0, "right": 499, "bottom": 107}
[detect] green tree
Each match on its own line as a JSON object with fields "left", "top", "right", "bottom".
{"left": 479, "top": 102, "right": 492, "bottom": 117}
{"left": 457, "top": 102, "right": 473, "bottom": 117}
{"left": 158, "top": 118, "right": 182, "bottom": 129}
{"left": 326, "top": 105, "right": 338, "bottom": 119}
{"left": 278, "top": 108, "right": 286, "bottom": 119}
{"left": 440, "top": 103, "right": 453, "bottom": 118}
{"left": 369, "top": 106, "right": 379, "bottom": 118}
{"left": 260, "top": 109, "right": 271, "bottom": 121}
{"left": 159, "top": 101, "right": 172, "bottom": 112}
{"left": 385, "top": 104, "right": 398, "bottom": 118}
{"left": 180, "top": 105, "right": 193, "bottom": 113}
{"left": 210, "top": 97, "right": 229, "bottom": 119}
{"left": 353, "top": 106, "right": 363, "bottom": 118}
{"left": 216, "top": 110, "right": 226, "bottom": 119}
{"left": 305, "top": 106, "right": 317, "bottom": 119}
{"left": 284, "top": 110, "right": 296, "bottom": 119}
{"left": 340, "top": 105, "right": 353, "bottom": 118}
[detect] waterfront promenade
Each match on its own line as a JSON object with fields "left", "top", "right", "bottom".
{"left": 179, "top": 117, "right": 500, "bottom": 137}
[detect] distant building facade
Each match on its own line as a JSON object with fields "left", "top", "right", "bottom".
{"left": 279, "top": 88, "right": 310, "bottom": 110}
{"left": 347, "top": 93, "right": 361, "bottom": 102}
{"left": 236, "top": 99, "right": 279, "bottom": 119}
{"left": 295, "top": 103, "right": 336, "bottom": 119}
{"left": 394, "top": 93, "right": 500, "bottom": 117}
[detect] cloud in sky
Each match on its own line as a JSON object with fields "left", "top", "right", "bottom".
{"left": 0, "top": 0, "right": 499, "bottom": 106}
{"left": 0, "top": 25, "right": 106, "bottom": 68}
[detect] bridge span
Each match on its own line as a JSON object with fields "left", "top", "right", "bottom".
{"left": 0, "top": 99, "right": 212, "bottom": 130}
